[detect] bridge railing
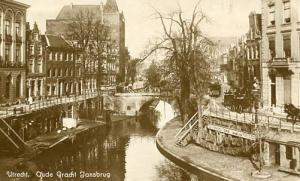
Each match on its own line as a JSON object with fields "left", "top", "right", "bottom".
{"left": 0, "top": 92, "right": 98, "bottom": 118}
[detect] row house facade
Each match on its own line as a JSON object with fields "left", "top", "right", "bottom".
{"left": 26, "top": 22, "right": 46, "bottom": 101}
{"left": 261, "top": 0, "right": 300, "bottom": 108}
{"left": 0, "top": 0, "right": 29, "bottom": 104}
{"left": 220, "top": 12, "right": 262, "bottom": 93}
{"left": 235, "top": 36, "right": 248, "bottom": 90}
{"left": 237, "top": 12, "right": 263, "bottom": 94}
{"left": 246, "top": 12, "right": 262, "bottom": 84}
{"left": 260, "top": 0, "right": 300, "bottom": 173}
{"left": 42, "top": 35, "right": 79, "bottom": 97}
{"left": 224, "top": 45, "right": 239, "bottom": 88}
{"left": 101, "top": 43, "right": 118, "bottom": 86}
{"left": 46, "top": 0, "right": 124, "bottom": 91}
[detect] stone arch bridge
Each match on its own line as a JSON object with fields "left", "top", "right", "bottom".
{"left": 103, "top": 93, "right": 178, "bottom": 116}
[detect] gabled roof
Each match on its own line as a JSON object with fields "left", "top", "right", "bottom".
{"left": 43, "top": 34, "right": 73, "bottom": 50}
{"left": 56, "top": 5, "right": 103, "bottom": 21}
{"left": 104, "top": 0, "right": 119, "bottom": 13}
{"left": 32, "top": 22, "right": 39, "bottom": 33}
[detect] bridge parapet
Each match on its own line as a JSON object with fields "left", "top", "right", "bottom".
{"left": 106, "top": 93, "right": 177, "bottom": 116}
{"left": 114, "top": 93, "right": 161, "bottom": 97}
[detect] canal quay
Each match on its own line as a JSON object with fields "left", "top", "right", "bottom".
{"left": 0, "top": 92, "right": 196, "bottom": 181}
{"left": 3, "top": 0, "right": 300, "bottom": 180}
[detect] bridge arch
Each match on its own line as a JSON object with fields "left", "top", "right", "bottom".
{"left": 139, "top": 98, "right": 178, "bottom": 129}
{"left": 108, "top": 93, "right": 179, "bottom": 129}
{"left": 109, "top": 93, "right": 178, "bottom": 116}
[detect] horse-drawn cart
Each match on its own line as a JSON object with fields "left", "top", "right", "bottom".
{"left": 223, "top": 90, "right": 253, "bottom": 113}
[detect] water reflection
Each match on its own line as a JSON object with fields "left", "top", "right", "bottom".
{"left": 29, "top": 115, "right": 191, "bottom": 181}
{"left": 155, "top": 160, "right": 191, "bottom": 181}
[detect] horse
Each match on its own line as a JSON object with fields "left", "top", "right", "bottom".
{"left": 284, "top": 103, "right": 300, "bottom": 124}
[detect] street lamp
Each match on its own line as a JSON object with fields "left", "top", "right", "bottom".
{"left": 251, "top": 83, "right": 271, "bottom": 179}
{"left": 252, "top": 88, "right": 259, "bottom": 123}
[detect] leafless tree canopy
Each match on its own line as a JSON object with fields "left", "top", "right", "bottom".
{"left": 66, "top": 9, "right": 112, "bottom": 85}
{"left": 67, "top": 9, "right": 111, "bottom": 54}
{"left": 145, "top": 1, "right": 215, "bottom": 122}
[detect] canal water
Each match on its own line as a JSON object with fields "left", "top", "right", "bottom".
{"left": 26, "top": 101, "right": 196, "bottom": 181}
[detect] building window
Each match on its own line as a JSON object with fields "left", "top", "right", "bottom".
{"left": 286, "top": 145, "right": 293, "bottom": 159}
{"left": 39, "top": 46, "right": 43, "bottom": 55}
{"left": 5, "top": 75, "right": 11, "bottom": 99}
{"left": 47, "top": 86, "right": 50, "bottom": 95}
{"left": 5, "top": 45, "right": 10, "bottom": 62}
{"left": 37, "top": 80, "right": 41, "bottom": 94}
{"left": 32, "top": 62, "right": 35, "bottom": 73}
{"left": 60, "top": 53, "right": 63, "bottom": 61}
{"left": 268, "top": 3, "right": 275, "bottom": 26}
{"left": 29, "top": 61, "right": 33, "bottom": 73}
{"left": 38, "top": 60, "right": 42, "bottom": 73}
{"left": 256, "top": 45, "right": 260, "bottom": 59}
{"left": 283, "top": 35, "right": 291, "bottom": 58}
{"left": 51, "top": 85, "right": 55, "bottom": 95}
{"left": 283, "top": 0, "right": 291, "bottom": 23}
{"left": 53, "top": 68, "right": 58, "bottom": 77}
{"left": 49, "top": 52, "right": 52, "bottom": 60}
{"left": 34, "top": 33, "right": 39, "bottom": 41}
{"left": 269, "top": 38, "right": 276, "bottom": 59}
{"left": 15, "top": 22, "right": 21, "bottom": 36}
{"left": 30, "top": 45, "right": 34, "bottom": 55}
{"left": 16, "top": 75, "right": 21, "bottom": 98}
{"left": 16, "top": 46, "right": 21, "bottom": 63}
{"left": 5, "top": 20, "right": 11, "bottom": 35}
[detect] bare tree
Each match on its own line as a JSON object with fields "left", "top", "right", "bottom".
{"left": 144, "top": 1, "right": 214, "bottom": 123}
{"left": 67, "top": 10, "right": 96, "bottom": 50}
{"left": 66, "top": 10, "right": 111, "bottom": 96}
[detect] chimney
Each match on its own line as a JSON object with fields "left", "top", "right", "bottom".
{"left": 70, "top": 3, "right": 73, "bottom": 9}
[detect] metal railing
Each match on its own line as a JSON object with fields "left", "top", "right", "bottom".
{"left": 0, "top": 91, "right": 99, "bottom": 118}
{"left": 205, "top": 106, "right": 300, "bottom": 133}
{"left": 175, "top": 112, "right": 199, "bottom": 145}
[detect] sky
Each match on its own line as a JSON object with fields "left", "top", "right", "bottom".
{"left": 19, "top": 0, "right": 261, "bottom": 58}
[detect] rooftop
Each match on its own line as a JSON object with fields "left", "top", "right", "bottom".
{"left": 43, "top": 34, "right": 73, "bottom": 49}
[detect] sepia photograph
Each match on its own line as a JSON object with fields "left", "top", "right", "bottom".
{"left": 0, "top": 0, "right": 300, "bottom": 180}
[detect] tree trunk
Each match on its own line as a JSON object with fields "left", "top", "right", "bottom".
{"left": 180, "top": 75, "right": 190, "bottom": 123}
{"left": 196, "top": 98, "right": 203, "bottom": 141}
{"left": 197, "top": 98, "right": 203, "bottom": 128}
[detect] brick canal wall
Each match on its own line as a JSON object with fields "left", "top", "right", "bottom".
{"left": 189, "top": 115, "right": 256, "bottom": 157}
{"left": 188, "top": 113, "right": 300, "bottom": 173}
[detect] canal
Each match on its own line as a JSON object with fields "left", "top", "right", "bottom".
{"left": 22, "top": 100, "right": 196, "bottom": 181}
